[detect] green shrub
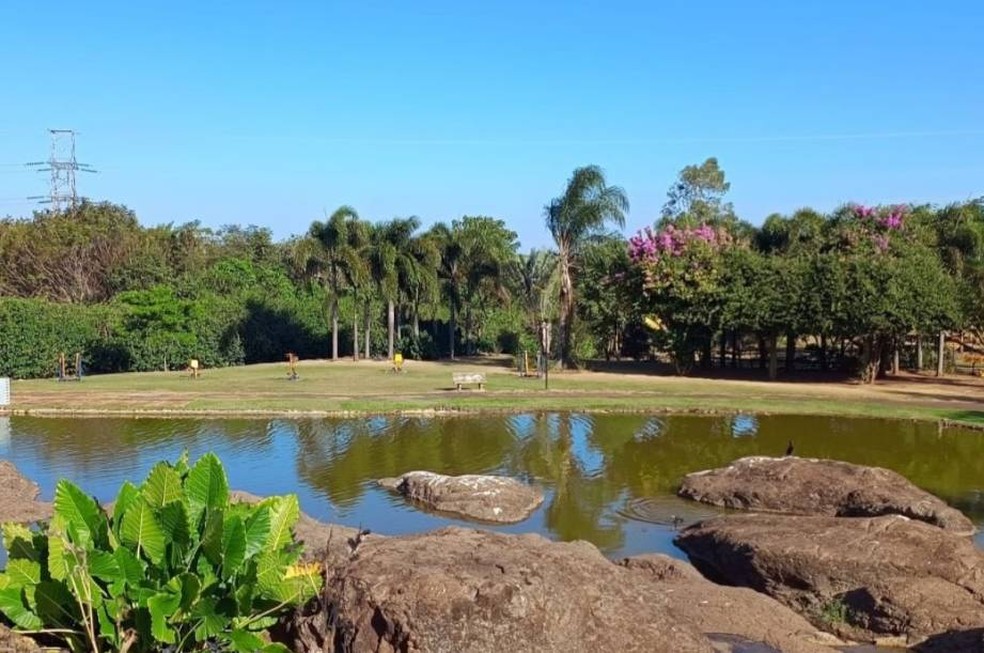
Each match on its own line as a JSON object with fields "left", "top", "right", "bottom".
{"left": 0, "top": 453, "right": 320, "bottom": 652}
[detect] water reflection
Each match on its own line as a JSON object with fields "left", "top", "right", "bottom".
{"left": 731, "top": 414, "right": 759, "bottom": 438}
{"left": 6, "top": 413, "right": 984, "bottom": 559}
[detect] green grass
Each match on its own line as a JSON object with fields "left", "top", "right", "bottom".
{"left": 7, "top": 357, "right": 984, "bottom": 426}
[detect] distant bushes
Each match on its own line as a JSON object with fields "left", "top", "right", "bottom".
{"left": 0, "top": 288, "right": 329, "bottom": 379}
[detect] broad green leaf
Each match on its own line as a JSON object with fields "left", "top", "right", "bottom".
{"left": 114, "top": 547, "right": 147, "bottom": 588}
{"left": 34, "top": 580, "right": 77, "bottom": 627}
{"left": 89, "top": 550, "right": 122, "bottom": 583}
{"left": 143, "top": 462, "right": 184, "bottom": 508}
{"left": 186, "top": 453, "right": 229, "bottom": 525}
{"left": 0, "top": 586, "right": 42, "bottom": 630}
{"left": 174, "top": 449, "right": 191, "bottom": 476}
{"left": 158, "top": 500, "right": 191, "bottom": 548}
{"left": 175, "top": 573, "right": 201, "bottom": 613}
{"left": 5, "top": 560, "right": 40, "bottom": 588}
{"left": 112, "top": 481, "right": 140, "bottom": 530}
{"left": 2, "top": 523, "right": 39, "bottom": 562}
{"left": 120, "top": 498, "right": 166, "bottom": 564}
{"left": 53, "top": 480, "right": 107, "bottom": 549}
{"left": 202, "top": 507, "right": 225, "bottom": 566}
{"left": 263, "top": 495, "right": 299, "bottom": 551}
{"left": 191, "top": 596, "right": 227, "bottom": 641}
{"left": 255, "top": 551, "right": 295, "bottom": 601}
{"left": 147, "top": 591, "right": 180, "bottom": 644}
{"left": 243, "top": 505, "right": 271, "bottom": 559}
{"left": 96, "top": 603, "right": 121, "bottom": 650}
{"left": 222, "top": 515, "right": 247, "bottom": 579}
{"left": 227, "top": 629, "right": 265, "bottom": 652}
{"left": 47, "top": 536, "right": 77, "bottom": 581}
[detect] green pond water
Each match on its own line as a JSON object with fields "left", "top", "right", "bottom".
{"left": 3, "top": 413, "right": 984, "bottom": 559}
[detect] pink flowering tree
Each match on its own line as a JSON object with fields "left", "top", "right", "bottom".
{"left": 628, "top": 223, "right": 733, "bottom": 373}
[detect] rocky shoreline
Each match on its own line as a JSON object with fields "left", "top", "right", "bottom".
{"left": 1, "top": 458, "right": 981, "bottom": 652}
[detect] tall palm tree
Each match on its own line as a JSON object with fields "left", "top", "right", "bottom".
{"left": 303, "top": 206, "right": 368, "bottom": 360}
{"left": 429, "top": 222, "right": 464, "bottom": 359}
{"left": 368, "top": 217, "right": 422, "bottom": 359}
{"left": 545, "top": 166, "right": 629, "bottom": 368}
{"left": 508, "top": 248, "right": 558, "bottom": 343}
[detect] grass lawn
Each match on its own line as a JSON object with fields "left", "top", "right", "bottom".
{"left": 5, "top": 356, "right": 984, "bottom": 425}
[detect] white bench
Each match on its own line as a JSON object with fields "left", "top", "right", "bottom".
{"left": 452, "top": 372, "right": 486, "bottom": 391}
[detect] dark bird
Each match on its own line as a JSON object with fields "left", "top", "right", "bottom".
{"left": 347, "top": 527, "right": 372, "bottom": 554}
{"left": 785, "top": 440, "right": 794, "bottom": 457}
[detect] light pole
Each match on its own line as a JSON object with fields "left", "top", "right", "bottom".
{"left": 541, "top": 320, "right": 550, "bottom": 391}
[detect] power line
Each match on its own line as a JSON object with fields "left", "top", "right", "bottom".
{"left": 25, "top": 129, "right": 97, "bottom": 211}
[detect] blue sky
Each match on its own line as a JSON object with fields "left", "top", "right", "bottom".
{"left": 1, "top": 1, "right": 982, "bottom": 249}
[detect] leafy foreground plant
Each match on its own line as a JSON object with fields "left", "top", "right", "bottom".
{"left": 0, "top": 452, "right": 321, "bottom": 652}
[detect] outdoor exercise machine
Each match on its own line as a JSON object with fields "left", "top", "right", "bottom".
{"left": 188, "top": 359, "right": 201, "bottom": 379}
{"left": 56, "top": 352, "right": 83, "bottom": 382}
{"left": 286, "top": 352, "right": 299, "bottom": 380}
{"left": 390, "top": 353, "right": 405, "bottom": 373}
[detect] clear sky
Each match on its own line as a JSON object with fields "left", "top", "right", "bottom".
{"left": 1, "top": 1, "right": 982, "bottom": 249}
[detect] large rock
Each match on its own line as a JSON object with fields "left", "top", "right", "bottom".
{"left": 377, "top": 471, "right": 543, "bottom": 523}
{"left": 0, "top": 460, "right": 51, "bottom": 523}
{"left": 676, "top": 512, "right": 984, "bottom": 647}
{"left": 678, "top": 456, "right": 974, "bottom": 535}
{"left": 620, "top": 554, "right": 845, "bottom": 653}
{"left": 283, "top": 527, "right": 714, "bottom": 653}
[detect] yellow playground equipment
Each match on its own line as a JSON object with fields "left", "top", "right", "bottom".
{"left": 391, "top": 353, "right": 405, "bottom": 373}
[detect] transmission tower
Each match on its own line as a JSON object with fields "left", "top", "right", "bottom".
{"left": 26, "top": 129, "right": 97, "bottom": 212}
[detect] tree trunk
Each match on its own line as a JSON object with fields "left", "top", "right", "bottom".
{"left": 364, "top": 302, "right": 371, "bottom": 360}
{"left": 758, "top": 336, "right": 767, "bottom": 370}
{"left": 387, "top": 300, "right": 395, "bottom": 360}
{"left": 784, "top": 332, "right": 795, "bottom": 372}
{"left": 413, "top": 306, "right": 420, "bottom": 339}
{"left": 558, "top": 253, "right": 574, "bottom": 368}
{"left": 465, "top": 308, "right": 473, "bottom": 356}
{"left": 353, "top": 298, "right": 359, "bottom": 362}
{"left": 718, "top": 331, "right": 726, "bottom": 368}
{"left": 861, "top": 335, "right": 883, "bottom": 384}
{"left": 449, "top": 303, "right": 457, "bottom": 360}
{"left": 937, "top": 330, "right": 945, "bottom": 377}
{"left": 916, "top": 334, "right": 923, "bottom": 371}
{"left": 819, "top": 333, "right": 828, "bottom": 372}
{"left": 891, "top": 341, "right": 900, "bottom": 375}
{"left": 731, "top": 330, "right": 740, "bottom": 369}
{"left": 768, "top": 334, "right": 778, "bottom": 381}
{"left": 331, "top": 294, "right": 339, "bottom": 361}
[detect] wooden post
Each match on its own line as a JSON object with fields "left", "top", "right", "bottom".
{"left": 937, "top": 331, "right": 945, "bottom": 377}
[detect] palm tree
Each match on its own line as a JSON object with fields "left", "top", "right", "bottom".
{"left": 429, "top": 222, "right": 464, "bottom": 359}
{"left": 508, "top": 248, "right": 558, "bottom": 344}
{"left": 545, "top": 166, "right": 629, "bottom": 368}
{"left": 367, "top": 217, "right": 422, "bottom": 359}
{"left": 303, "top": 206, "right": 368, "bottom": 360}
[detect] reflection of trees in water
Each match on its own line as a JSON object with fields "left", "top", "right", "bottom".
{"left": 293, "top": 416, "right": 517, "bottom": 507}
{"left": 15, "top": 413, "right": 984, "bottom": 553}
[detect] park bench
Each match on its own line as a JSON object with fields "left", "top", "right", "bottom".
{"left": 452, "top": 372, "right": 486, "bottom": 391}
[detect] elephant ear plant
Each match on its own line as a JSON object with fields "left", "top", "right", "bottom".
{"left": 0, "top": 452, "right": 322, "bottom": 652}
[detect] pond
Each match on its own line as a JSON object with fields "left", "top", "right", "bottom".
{"left": 3, "top": 412, "right": 984, "bottom": 559}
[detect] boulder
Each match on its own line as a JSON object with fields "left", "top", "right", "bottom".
{"left": 675, "top": 513, "right": 984, "bottom": 646}
{"left": 377, "top": 471, "right": 543, "bottom": 523}
{"left": 678, "top": 456, "right": 974, "bottom": 535}
{"left": 0, "top": 460, "right": 51, "bottom": 523}
{"left": 282, "top": 527, "right": 714, "bottom": 653}
{"left": 620, "top": 554, "right": 845, "bottom": 653}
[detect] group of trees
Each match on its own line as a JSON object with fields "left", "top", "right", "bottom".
{"left": 1, "top": 158, "right": 982, "bottom": 382}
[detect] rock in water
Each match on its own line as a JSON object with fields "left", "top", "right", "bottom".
{"left": 678, "top": 456, "right": 974, "bottom": 535}
{"left": 676, "top": 513, "right": 984, "bottom": 646}
{"left": 296, "top": 527, "right": 713, "bottom": 653}
{"left": 378, "top": 470, "right": 543, "bottom": 524}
